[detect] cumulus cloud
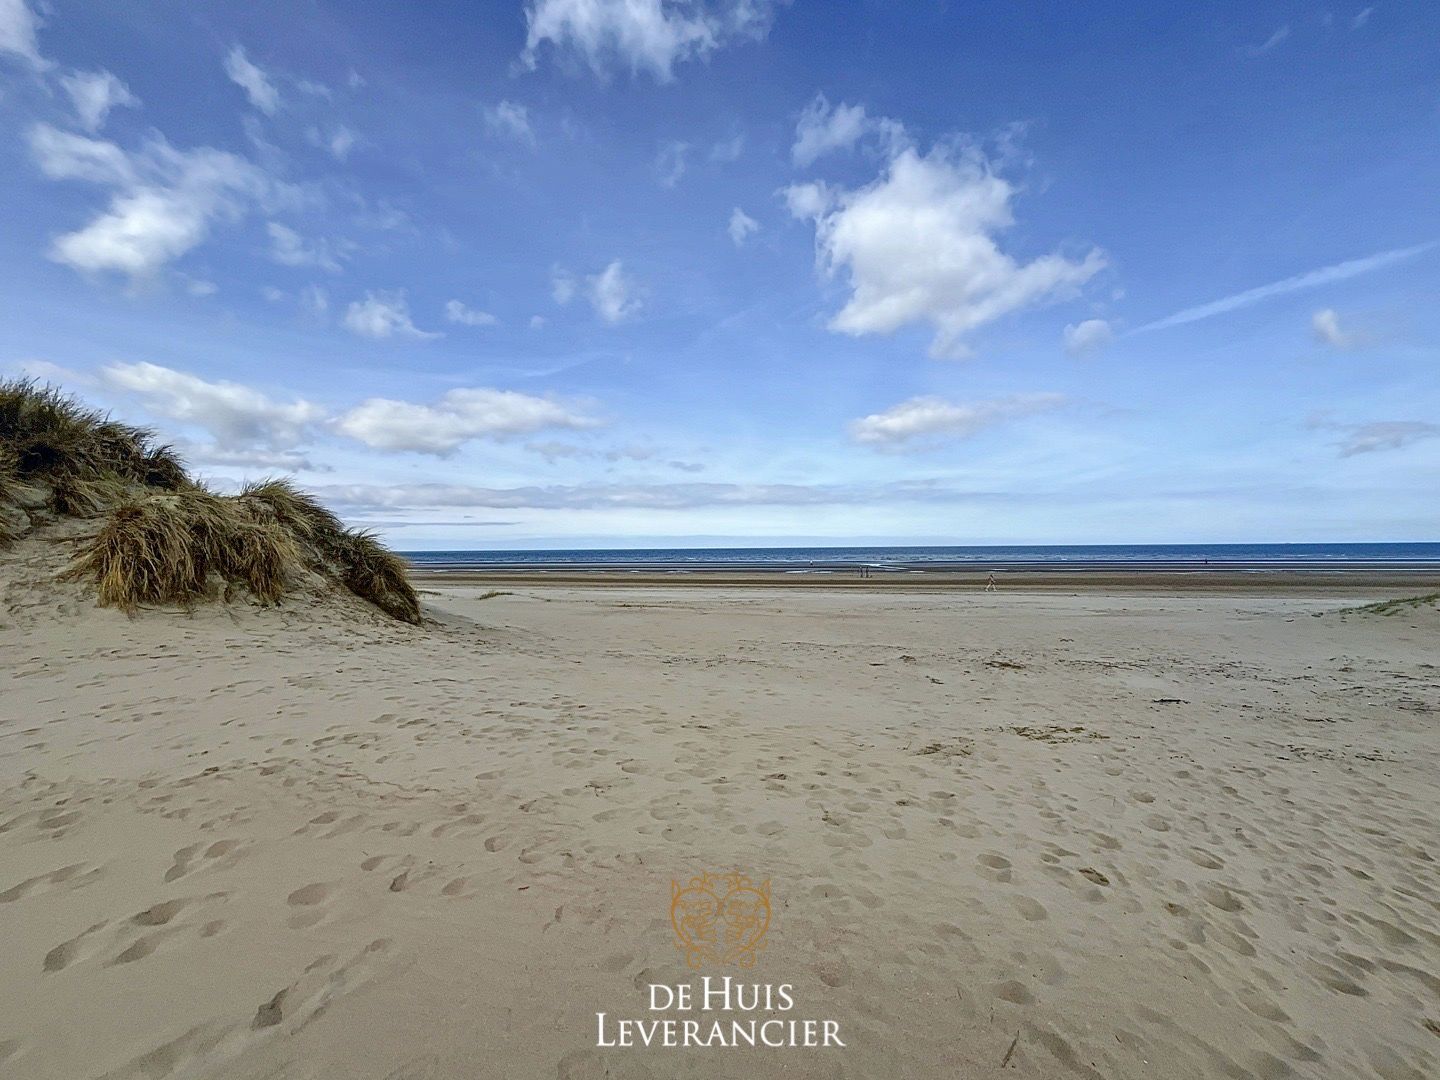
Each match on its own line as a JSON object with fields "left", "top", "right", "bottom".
{"left": 1063, "top": 318, "right": 1113, "bottom": 355}
{"left": 445, "top": 299, "right": 498, "bottom": 326}
{"left": 59, "top": 70, "right": 139, "bottom": 132}
{"left": 483, "top": 100, "right": 536, "bottom": 145}
{"left": 587, "top": 260, "right": 641, "bottom": 323}
{"left": 27, "top": 123, "right": 287, "bottom": 278}
{"left": 787, "top": 144, "right": 1104, "bottom": 358}
{"left": 224, "top": 45, "right": 280, "bottom": 114}
{"left": 267, "top": 222, "right": 344, "bottom": 272}
{"left": 0, "top": 0, "right": 46, "bottom": 68}
{"left": 728, "top": 206, "right": 759, "bottom": 246}
{"left": 519, "top": 0, "right": 776, "bottom": 81}
{"left": 849, "top": 393, "right": 1066, "bottom": 449}
{"left": 343, "top": 290, "right": 441, "bottom": 340}
{"left": 90, "top": 362, "right": 600, "bottom": 463}
{"left": 1312, "top": 308, "right": 1355, "bottom": 349}
{"left": 335, "top": 388, "right": 596, "bottom": 454}
{"left": 792, "top": 93, "right": 904, "bottom": 167}
{"left": 99, "top": 361, "right": 324, "bottom": 450}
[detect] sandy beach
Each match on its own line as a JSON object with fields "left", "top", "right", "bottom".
{"left": 2, "top": 554, "right": 1438, "bottom": 1079}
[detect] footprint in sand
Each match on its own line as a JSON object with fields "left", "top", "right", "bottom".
{"left": 977, "top": 853, "right": 1013, "bottom": 883}
{"left": 286, "top": 882, "right": 335, "bottom": 928}
{"left": 993, "top": 980, "right": 1035, "bottom": 1005}
{"left": 0, "top": 862, "right": 103, "bottom": 904}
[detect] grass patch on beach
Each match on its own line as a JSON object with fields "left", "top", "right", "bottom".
{"left": 1, "top": 378, "right": 421, "bottom": 623}
{"left": 1340, "top": 593, "right": 1440, "bottom": 617}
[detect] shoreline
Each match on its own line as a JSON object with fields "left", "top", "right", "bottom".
{"left": 411, "top": 567, "right": 1440, "bottom": 593}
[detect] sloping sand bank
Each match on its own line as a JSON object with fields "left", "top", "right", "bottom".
{"left": 2, "top": 577, "right": 1438, "bottom": 1078}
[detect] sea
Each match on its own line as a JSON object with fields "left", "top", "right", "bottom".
{"left": 402, "top": 543, "right": 1440, "bottom": 574}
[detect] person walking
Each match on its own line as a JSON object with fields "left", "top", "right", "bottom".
{"left": 985, "top": 571, "right": 998, "bottom": 592}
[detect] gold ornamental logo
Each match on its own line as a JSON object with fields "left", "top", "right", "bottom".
{"left": 670, "top": 870, "right": 771, "bottom": 968}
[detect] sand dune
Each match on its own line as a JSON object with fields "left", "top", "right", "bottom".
{"left": 2, "top": 555, "right": 1438, "bottom": 1077}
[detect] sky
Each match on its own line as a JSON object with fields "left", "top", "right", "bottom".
{"left": 1, "top": 0, "right": 1437, "bottom": 549}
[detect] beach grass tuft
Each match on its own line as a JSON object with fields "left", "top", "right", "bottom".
{"left": 1342, "top": 593, "right": 1440, "bottom": 616}
{"left": 2, "top": 378, "right": 421, "bottom": 623}
{"left": 329, "top": 529, "right": 422, "bottom": 624}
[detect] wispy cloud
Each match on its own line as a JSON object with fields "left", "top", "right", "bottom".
{"left": 1131, "top": 244, "right": 1435, "bottom": 334}
{"left": 224, "top": 45, "right": 280, "bottom": 114}
{"left": 1309, "top": 415, "right": 1440, "bottom": 457}
{"left": 1243, "top": 25, "right": 1290, "bottom": 57}
{"left": 849, "top": 393, "right": 1066, "bottom": 450}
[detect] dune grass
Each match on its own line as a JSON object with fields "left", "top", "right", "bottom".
{"left": 1341, "top": 593, "right": 1440, "bottom": 616}
{"left": 2, "top": 378, "right": 421, "bottom": 623}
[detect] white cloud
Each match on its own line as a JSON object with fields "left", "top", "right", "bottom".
{"left": 300, "top": 284, "right": 329, "bottom": 318}
{"left": 445, "top": 299, "right": 498, "bottom": 327}
{"left": 783, "top": 180, "right": 830, "bottom": 220}
{"left": 587, "top": 260, "right": 641, "bottom": 323}
{"left": 1243, "top": 25, "right": 1290, "bottom": 57}
{"left": 483, "top": 100, "right": 536, "bottom": 145}
{"left": 849, "top": 393, "right": 1065, "bottom": 449}
{"left": 306, "top": 125, "right": 357, "bottom": 161}
{"left": 185, "top": 445, "right": 322, "bottom": 473}
{"left": 28, "top": 123, "right": 286, "bottom": 278}
{"left": 551, "top": 266, "right": 577, "bottom": 305}
{"left": 788, "top": 144, "right": 1104, "bottom": 358}
{"left": 655, "top": 140, "right": 689, "bottom": 187}
{"left": 1311, "top": 308, "right": 1355, "bottom": 349}
{"left": 0, "top": 0, "right": 46, "bottom": 68}
{"left": 530, "top": 314, "right": 546, "bottom": 329}
{"left": 343, "top": 290, "right": 441, "bottom": 340}
{"left": 792, "top": 93, "right": 904, "bottom": 167}
{"left": 1063, "top": 318, "right": 1113, "bottom": 355}
{"left": 180, "top": 274, "right": 217, "bottom": 297}
{"left": 709, "top": 131, "right": 744, "bottom": 162}
{"left": 519, "top": 0, "right": 776, "bottom": 82}
{"left": 318, "top": 478, "right": 989, "bottom": 512}
{"left": 728, "top": 206, "right": 759, "bottom": 246}
{"left": 335, "top": 388, "right": 596, "bottom": 455}
{"left": 59, "top": 70, "right": 139, "bottom": 132}
{"left": 1133, "top": 244, "right": 1433, "bottom": 334}
{"left": 28, "top": 124, "right": 136, "bottom": 185}
{"left": 99, "top": 361, "right": 323, "bottom": 450}
{"left": 1352, "top": 7, "right": 1374, "bottom": 30}
{"left": 267, "top": 222, "right": 344, "bottom": 272}
{"left": 224, "top": 45, "right": 280, "bottom": 114}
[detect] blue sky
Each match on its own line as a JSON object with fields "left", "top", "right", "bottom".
{"left": 2, "top": 0, "right": 1437, "bottom": 548}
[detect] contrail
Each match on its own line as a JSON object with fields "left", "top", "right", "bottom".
{"left": 1129, "top": 242, "right": 1435, "bottom": 334}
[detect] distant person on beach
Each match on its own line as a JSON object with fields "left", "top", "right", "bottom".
{"left": 985, "top": 572, "right": 998, "bottom": 592}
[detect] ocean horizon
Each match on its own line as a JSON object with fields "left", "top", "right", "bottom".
{"left": 401, "top": 542, "right": 1440, "bottom": 572}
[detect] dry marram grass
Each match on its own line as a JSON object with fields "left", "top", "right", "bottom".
{"left": 1, "top": 378, "right": 420, "bottom": 623}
